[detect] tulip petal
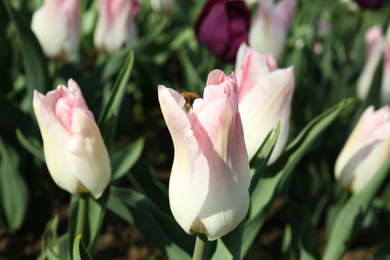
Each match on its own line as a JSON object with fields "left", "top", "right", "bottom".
{"left": 381, "top": 46, "right": 390, "bottom": 105}
{"left": 33, "top": 90, "right": 80, "bottom": 194}
{"left": 239, "top": 67, "right": 294, "bottom": 162}
{"left": 235, "top": 43, "right": 277, "bottom": 101}
{"left": 66, "top": 109, "right": 111, "bottom": 199}
{"left": 158, "top": 85, "right": 209, "bottom": 234}
{"left": 357, "top": 31, "right": 386, "bottom": 101}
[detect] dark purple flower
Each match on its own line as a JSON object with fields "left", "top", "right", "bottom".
{"left": 354, "top": 0, "right": 385, "bottom": 10}
{"left": 195, "top": 0, "right": 251, "bottom": 63}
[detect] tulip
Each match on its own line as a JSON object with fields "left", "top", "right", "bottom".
{"left": 94, "top": 0, "right": 139, "bottom": 55}
{"left": 151, "top": 0, "right": 174, "bottom": 14}
{"left": 195, "top": 0, "right": 251, "bottom": 63}
{"left": 235, "top": 43, "right": 294, "bottom": 164}
{"left": 31, "top": 0, "right": 81, "bottom": 62}
{"left": 357, "top": 26, "right": 390, "bottom": 105}
{"left": 381, "top": 46, "right": 390, "bottom": 105}
{"left": 158, "top": 70, "right": 250, "bottom": 240}
{"left": 334, "top": 106, "right": 390, "bottom": 193}
{"left": 249, "top": 0, "right": 296, "bottom": 60}
{"left": 354, "top": 0, "right": 385, "bottom": 10}
{"left": 33, "top": 79, "right": 111, "bottom": 199}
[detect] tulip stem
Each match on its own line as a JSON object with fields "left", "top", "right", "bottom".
{"left": 192, "top": 234, "right": 207, "bottom": 260}
{"left": 75, "top": 193, "right": 88, "bottom": 239}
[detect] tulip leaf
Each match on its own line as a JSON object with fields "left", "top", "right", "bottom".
{"left": 15, "top": 129, "right": 45, "bottom": 162}
{"left": 323, "top": 156, "right": 390, "bottom": 260}
{"left": 98, "top": 51, "right": 134, "bottom": 147}
{"left": 127, "top": 159, "right": 169, "bottom": 214}
{"left": 86, "top": 188, "right": 109, "bottom": 253}
{"left": 107, "top": 186, "right": 194, "bottom": 259}
{"left": 249, "top": 124, "right": 280, "bottom": 195}
{"left": 0, "top": 137, "right": 29, "bottom": 234}
{"left": 111, "top": 137, "right": 145, "bottom": 181}
{"left": 67, "top": 195, "right": 80, "bottom": 259}
{"left": 4, "top": 1, "right": 49, "bottom": 114}
{"left": 241, "top": 98, "right": 354, "bottom": 258}
{"left": 67, "top": 189, "right": 109, "bottom": 258}
{"left": 59, "top": 233, "right": 70, "bottom": 260}
{"left": 287, "top": 196, "right": 321, "bottom": 260}
{"left": 40, "top": 216, "right": 60, "bottom": 260}
{"left": 73, "top": 234, "right": 93, "bottom": 260}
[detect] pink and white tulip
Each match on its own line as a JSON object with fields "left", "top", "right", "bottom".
{"left": 94, "top": 0, "right": 139, "bottom": 55}
{"left": 249, "top": 0, "right": 296, "bottom": 59}
{"left": 335, "top": 106, "right": 390, "bottom": 193}
{"left": 31, "top": 0, "right": 81, "bottom": 61}
{"left": 357, "top": 26, "right": 390, "bottom": 105}
{"left": 235, "top": 43, "right": 295, "bottom": 164}
{"left": 158, "top": 70, "right": 250, "bottom": 240}
{"left": 33, "top": 79, "right": 111, "bottom": 199}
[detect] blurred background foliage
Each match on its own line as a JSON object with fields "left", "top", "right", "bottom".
{"left": 0, "top": 0, "right": 390, "bottom": 259}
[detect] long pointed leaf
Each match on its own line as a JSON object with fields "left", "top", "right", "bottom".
{"left": 98, "top": 51, "right": 134, "bottom": 147}
{"left": 323, "top": 156, "right": 390, "bottom": 260}
{"left": 4, "top": 1, "right": 49, "bottom": 114}
{"left": 107, "top": 186, "right": 193, "bottom": 259}
{"left": 241, "top": 98, "right": 354, "bottom": 258}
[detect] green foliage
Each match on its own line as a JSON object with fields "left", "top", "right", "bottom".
{"left": 73, "top": 234, "right": 93, "bottom": 260}
{"left": 0, "top": 137, "right": 28, "bottom": 234}
{"left": 323, "top": 157, "right": 390, "bottom": 260}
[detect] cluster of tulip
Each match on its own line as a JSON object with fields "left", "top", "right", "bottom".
{"left": 1, "top": 0, "right": 390, "bottom": 259}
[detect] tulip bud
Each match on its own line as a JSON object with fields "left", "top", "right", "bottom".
{"left": 33, "top": 79, "right": 111, "bottom": 199}
{"left": 31, "top": 0, "right": 81, "bottom": 62}
{"left": 158, "top": 70, "right": 250, "bottom": 240}
{"left": 235, "top": 43, "right": 294, "bottom": 164}
{"left": 94, "top": 0, "right": 139, "bottom": 55}
{"left": 357, "top": 26, "right": 386, "bottom": 101}
{"left": 335, "top": 106, "right": 390, "bottom": 193}
{"left": 354, "top": 0, "right": 385, "bottom": 10}
{"left": 249, "top": 0, "right": 296, "bottom": 59}
{"left": 195, "top": 0, "right": 251, "bottom": 63}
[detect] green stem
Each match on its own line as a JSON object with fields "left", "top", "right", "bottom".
{"left": 75, "top": 193, "right": 88, "bottom": 238}
{"left": 192, "top": 234, "right": 207, "bottom": 260}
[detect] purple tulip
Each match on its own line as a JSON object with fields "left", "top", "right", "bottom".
{"left": 195, "top": 0, "right": 251, "bottom": 63}
{"left": 354, "top": 0, "right": 385, "bottom": 10}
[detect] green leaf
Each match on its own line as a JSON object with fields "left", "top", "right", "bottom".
{"left": 59, "top": 233, "right": 70, "bottom": 260}
{"left": 73, "top": 234, "right": 93, "bottom": 260}
{"left": 86, "top": 188, "right": 109, "bottom": 254}
{"left": 15, "top": 129, "right": 45, "bottom": 162}
{"left": 0, "top": 137, "right": 29, "bottom": 233}
{"left": 323, "top": 156, "right": 390, "bottom": 260}
{"left": 98, "top": 52, "right": 134, "bottom": 147}
{"left": 4, "top": 1, "right": 50, "bottom": 114}
{"left": 40, "top": 216, "right": 60, "bottom": 260}
{"left": 111, "top": 138, "right": 145, "bottom": 181}
{"left": 241, "top": 98, "right": 355, "bottom": 258}
{"left": 287, "top": 199, "right": 321, "bottom": 260}
{"left": 67, "top": 195, "right": 79, "bottom": 260}
{"left": 249, "top": 124, "right": 280, "bottom": 195}
{"left": 127, "top": 159, "right": 169, "bottom": 213}
{"left": 107, "top": 186, "right": 193, "bottom": 259}
{"left": 67, "top": 189, "right": 109, "bottom": 257}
